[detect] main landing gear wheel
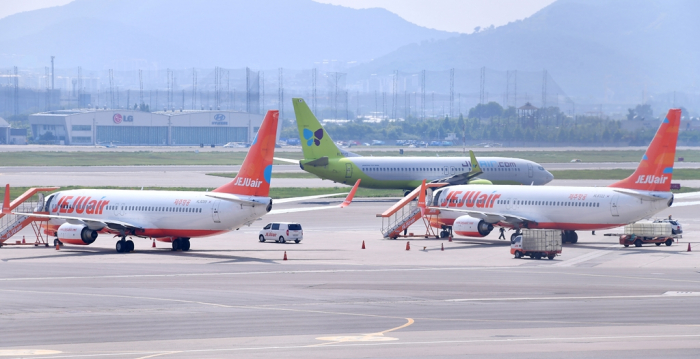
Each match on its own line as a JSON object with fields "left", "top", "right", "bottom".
{"left": 115, "top": 239, "right": 127, "bottom": 253}
{"left": 126, "top": 240, "right": 134, "bottom": 252}
{"left": 172, "top": 238, "right": 181, "bottom": 251}
{"left": 181, "top": 238, "right": 190, "bottom": 251}
{"left": 259, "top": 235, "right": 266, "bottom": 242}
{"left": 440, "top": 230, "right": 449, "bottom": 239}
{"left": 54, "top": 239, "right": 63, "bottom": 247}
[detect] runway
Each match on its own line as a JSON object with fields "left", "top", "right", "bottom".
{"left": 1, "top": 200, "right": 699, "bottom": 358}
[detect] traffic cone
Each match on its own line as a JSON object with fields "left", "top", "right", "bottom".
{"left": 406, "top": 241, "right": 410, "bottom": 250}
{"left": 362, "top": 240, "right": 365, "bottom": 249}
{"left": 283, "top": 251, "right": 287, "bottom": 260}
{"left": 152, "top": 239, "right": 156, "bottom": 248}
{"left": 55, "top": 242, "right": 59, "bottom": 250}
{"left": 448, "top": 236, "right": 453, "bottom": 242}
{"left": 441, "top": 243, "right": 444, "bottom": 251}
{"left": 688, "top": 243, "right": 692, "bottom": 252}
{"left": 22, "top": 236, "right": 25, "bottom": 244}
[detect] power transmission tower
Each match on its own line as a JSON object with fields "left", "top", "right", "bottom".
{"left": 541, "top": 69, "right": 548, "bottom": 125}
{"left": 392, "top": 70, "right": 398, "bottom": 119}
{"left": 452, "top": 68, "right": 458, "bottom": 117}
{"left": 192, "top": 68, "right": 197, "bottom": 110}
{"left": 13, "top": 66, "right": 18, "bottom": 115}
{"left": 311, "top": 68, "right": 317, "bottom": 114}
{"left": 479, "top": 66, "right": 485, "bottom": 105}
{"left": 421, "top": 70, "right": 426, "bottom": 120}
{"left": 278, "top": 68, "right": 284, "bottom": 119}
{"left": 138, "top": 69, "right": 143, "bottom": 108}
{"left": 109, "top": 69, "right": 114, "bottom": 109}
{"left": 44, "top": 67, "right": 50, "bottom": 111}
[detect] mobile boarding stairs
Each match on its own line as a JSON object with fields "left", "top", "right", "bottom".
{"left": 0, "top": 186, "right": 59, "bottom": 247}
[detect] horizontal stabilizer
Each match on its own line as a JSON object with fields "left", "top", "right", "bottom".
{"left": 273, "top": 157, "right": 300, "bottom": 164}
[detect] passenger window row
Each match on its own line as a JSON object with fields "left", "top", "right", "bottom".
{"left": 104, "top": 205, "right": 203, "bottom": 213}
{"left": 494, "top": 200, "right": 600, "bottom": 207}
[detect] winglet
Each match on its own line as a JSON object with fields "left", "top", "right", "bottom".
{"left": 340, "top": 179, "right": 361, "bottom": 208}
{"left": 417, "top": 180, "right": 427, "bottom": 209}
{"left": 2, "top": 184, "right": 10, "bottom": 214}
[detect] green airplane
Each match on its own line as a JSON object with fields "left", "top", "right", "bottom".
{"left": 274, "top": 98, "right": 554, "bottom": 192}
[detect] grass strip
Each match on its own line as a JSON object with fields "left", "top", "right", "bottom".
{"left": 206, "top": 172, "right": 316, "bottom": 179}
{"left": 2, "top": 149, "right": 700, "bottom": 166}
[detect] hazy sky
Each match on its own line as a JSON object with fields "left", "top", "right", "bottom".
{"left": 0, "top": 0, "right": 556, "bottom": 33}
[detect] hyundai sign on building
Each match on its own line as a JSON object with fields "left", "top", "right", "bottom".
{"left": 28, "top": 109, "right": 269, "bottom": 145}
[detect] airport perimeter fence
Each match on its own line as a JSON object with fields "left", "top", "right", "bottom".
{"left": 1, "top": 66, "right": 585, "bottom": 121}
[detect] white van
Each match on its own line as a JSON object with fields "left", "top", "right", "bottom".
{"left": 259, "top": 222, "right": 303, "bottom": 243}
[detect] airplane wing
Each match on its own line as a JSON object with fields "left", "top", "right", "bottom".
{"left": 435, "top": 207, "right": 533, "bottom": 225}
{"left": 12, "top": 212, "right": 143, "bottom": 232}
{"left": 432, "top": 150, "right": 485, "bottom": 185}
{"left": 268, "top": 179, "right": 360, "bottom": 214}
{"left": 205, "top": 193, "right": 267, "bottom": 207}
{"left": 273, "top": 157, "right": 300, "bottom": 164}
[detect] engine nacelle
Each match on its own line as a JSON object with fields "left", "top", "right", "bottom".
{"left": 453, "top": 215, "right": 494, "bottom": 238}
{"left": 57, "top": 223, "right": 98, "bottom": 245}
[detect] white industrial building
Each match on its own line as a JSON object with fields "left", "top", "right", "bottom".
{"left": 28, "top": 109, "right": 270, "bottom": 146}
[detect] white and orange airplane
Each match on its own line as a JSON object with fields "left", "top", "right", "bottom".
{"left": 415, "top": 109, "right": 688, "bottom": 243}
{"left": 3, "top": 110, "right": 359, "bottom": 253}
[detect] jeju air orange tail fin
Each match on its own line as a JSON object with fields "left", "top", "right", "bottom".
{"left": 609, "top": 109, "right": 681, "bottom": 192}
{"left": 213, "top": 110, "right": 279, "bottom": 197}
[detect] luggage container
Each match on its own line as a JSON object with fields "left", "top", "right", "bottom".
{"left": 511, "top": 229, "right": 562, "bottom": 260}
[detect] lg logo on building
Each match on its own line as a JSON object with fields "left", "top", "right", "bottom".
{"left": 113, "top": 114, "right": 133, "bottom": 124}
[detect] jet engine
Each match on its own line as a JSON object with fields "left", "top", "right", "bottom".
{"left": 452, "top": 215, "right": 494, "bottom": 237}
{"left": 57, "top": 223, "right": 98, "bottom": 245}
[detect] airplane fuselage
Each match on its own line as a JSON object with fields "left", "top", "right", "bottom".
{"left": 42, "top": 189, "right": 270, "bottom": 240}
{"left": 302, "top": 156, "right": 553, "bottom": 189}
{"left": 429, "top": 185, "right": 673, "bottom": 231}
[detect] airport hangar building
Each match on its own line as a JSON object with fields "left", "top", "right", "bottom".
{"left": 27, "top": 109, "right": 270, "bottom": 145}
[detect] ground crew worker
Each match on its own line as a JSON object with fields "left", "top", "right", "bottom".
{"left": 499, "top": 227, "right": 506, "bottom": 240}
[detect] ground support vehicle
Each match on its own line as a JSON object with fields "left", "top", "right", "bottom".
{"left": 511, "top": 229, "right": 562, "bottom": 260}
{"left": 259, "top": 222, "right": 303, "bottom": 243}
{"left": 608, "top": 222, "right": 680, "bottom": 247}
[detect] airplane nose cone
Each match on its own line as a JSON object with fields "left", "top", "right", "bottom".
{"left": 545, "top": 171, "right": 554, "bottom": 183}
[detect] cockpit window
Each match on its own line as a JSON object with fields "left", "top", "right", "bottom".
{"left": 538, "top": 166, "right": 544, "bottom": 170}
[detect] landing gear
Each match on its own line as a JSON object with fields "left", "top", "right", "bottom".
{"left": 440, "top": 230, "right": 449, "bottom": 239}
{"left": 116, "top": 238, "right": 133, "bottom": 253}
{"left": 171, "top": 238, "right": 191, "bottom": 251}
{"left": 54, "top": 238, "right": 63, "bottom": 247}
{"left": 562, "top": 230, "right": 578, "bottom": 244}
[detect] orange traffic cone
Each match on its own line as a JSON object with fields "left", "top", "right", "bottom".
{"left": 448, "top": 236, "right": 453, "bottom": 242}
{"left": 283, "top": 251, "right": 287, "bottom": 260}
{"left": 406, "top": 241, "right": 410, "bottom": 251}
{"left": 362, "top": 240, "right": 365, "bottom": 249}
{"left": 55, "top": 242, "right": 60, "bottom": 250}
{"left": 22, "top": 236, "right": 25, "bottom": 244}
{"left": 152, "top": 239, "right": 156, "bottom": 248}
{"left": 441, "top": 243, "right": 444, "bottom": 251}
{"left": 688, "top": 243, "right": 692, "bottom": 252}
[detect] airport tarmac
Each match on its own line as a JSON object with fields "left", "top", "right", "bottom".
{"left": 1, "top": 199, "right": 699, "bottom": 358}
